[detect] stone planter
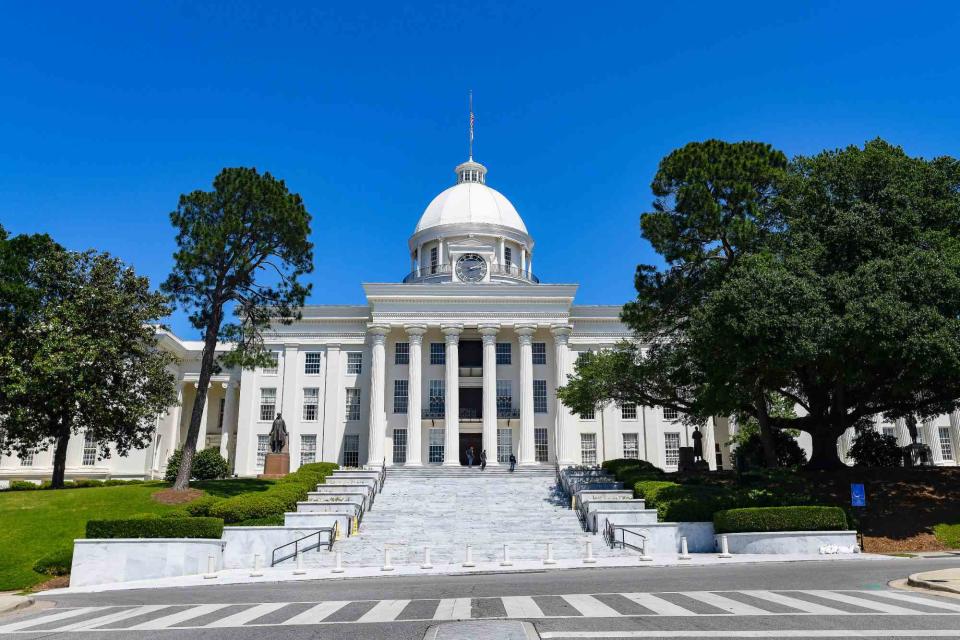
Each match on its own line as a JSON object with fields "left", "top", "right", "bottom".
{"left": 71, "top": 538, "right": 225, "bottom": 587}
{"left": 715, "top": 530, "right": 859, "bottom": 555}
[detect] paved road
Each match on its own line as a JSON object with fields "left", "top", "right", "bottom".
{"left": 3, "top": 558, "right": 960, "bottom": 639}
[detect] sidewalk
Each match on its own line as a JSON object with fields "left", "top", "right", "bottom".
{"left": 39, "top": 552, "right": 893, "bottom": 596}
{"left": 908, "top": 567, "right": 960, "bottom": 595}
{"left": 0, "top": 593, "right": 34, "bottom": 617}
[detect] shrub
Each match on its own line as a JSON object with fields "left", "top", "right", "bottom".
{"left": 632, "top": 480, "right": 678, "bottom": 507}
{"left": 33, "top": 547, "right": 74, "bottom": 576}
{"left": 236, "top": 515, "right": 285, "bottom": 526}
{"left": 933, "top": 524, "right": 960, "bottom": 549}
{"left": 184, "top": 495, "right": 223, "bottom": 517}
{"left": 164, "top": 447, "right": 230, "bottom": 482}
{"left": 86, "top": 517, "right": 224, "bottom": 539}
{"left": 204, "top": 461, "right": 338, "bottom": 524}
{"left": 848, "top": 430, "right": 902, "bottom": 468}
{"left": 9, "top": 481, "right": 39, "bottom": 491}
{"left": 72, "top": 479, "right": 105, "bottom": 488}
{"left": 269, "top": 483, "right": 309, "bottom": 510}
{"left": 104, "top": 479, "right": 129, "bottom": 486}
{"left": 713, "top": 506, "right": 848, "bottom": 534}
{"left": 163, "top": 449, "right": 184, "bottom": 482}
{"left": 733, "top": 427, "right": 807, "bottom": 469}
{"left": 209, "top": 494, "right": 287, "bottom": 524}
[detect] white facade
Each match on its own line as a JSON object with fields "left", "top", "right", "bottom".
{"left": 3, "top": 155, "right": 959, "bottom": 481}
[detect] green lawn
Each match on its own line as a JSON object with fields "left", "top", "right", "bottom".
{"left": 0, "top": 478, "right": 272, "bottom": 591}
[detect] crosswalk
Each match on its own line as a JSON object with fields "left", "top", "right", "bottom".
{"left": 3, "top": 590, "right": 959, "bottom": 633}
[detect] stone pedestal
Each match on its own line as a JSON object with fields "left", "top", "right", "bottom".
{"left": 259, "top": 453, "right": 290, "bottom": 479}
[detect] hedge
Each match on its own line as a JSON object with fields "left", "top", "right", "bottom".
{"left": 713, "top": 506, "right": 848, "bottom": 534}
{"left": 33, "top": 546, "right": 74, "bottom": 576}
{"left": 632, "top": 480, "right": 679, "bottom": 507}
{"left": 206, "top": 462, "right": 339, "bottom": 524}
{"left": 86, "top": 517, "right": 224, "bottom": 539}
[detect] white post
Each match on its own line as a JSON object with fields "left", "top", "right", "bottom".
{"left": 203, "top": 555, "right": 217, "bottom": 579}
{"left": 250, "top": 554, "right": 263, "bottom": 577}
{"left": 405, "top": 325, "right": 427, "bottom": 466}
{"left": 421, "top": 545, "right": 433, "bottom": 569}
{"left": 639, "top": 539, "right": 653, "bottom": 562}
{"left": 516, "top": 325, "right": 537, "bottom": 465}
{"left": 501, "top": 543, "right": 513, "bottom": 567}
{"left": 463, "top": 544, "right": 475, "bottom": 568}
{"left": 331, "top": 551, "right": 344, "bottom": 573}
{"left": 679, "top": 536, "right": 691, "bottom": 560}
{"left": 544, "top": 542, "right": 556, "bottom": 565}
{"left": 719, "top": 534, "right": 732, "bottom": 558}
{"left": 293, "top": 550, "right": 306, "bottom": 575}
{"left": 442, "top": 325, "right": 463, "bottom": 466}
{"left": 583, "top": 539, "right": 597, "bottom": 564}
{"left": 480, "top": 324, "right": 500, "bottom": 466}
{"left": 367, "top": 325, "right": 390, "bottom": 465}
{"left": 381, "top": 546, "right": 394, "bottom": 572}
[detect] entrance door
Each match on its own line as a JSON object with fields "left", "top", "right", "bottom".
{"left": 458, "top": 433, "right": 483, "bottom": 465}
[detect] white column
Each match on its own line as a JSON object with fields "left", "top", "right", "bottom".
{"left": 517, "top": 324, "right": 537, "bottom": 465}
{"left": 280, "top": 343, "right": 299, "bottom": 462}
{"left": 521, "top": 248, "right": 527, "bottom": 275}
{"left": 442, "top": 324, "right": 463, "bottom": 466}
{"left": 703, "top": 417, "right": 717, "bottom": 470}
{"left": 167, "top": 381, "right": 185, "bottom": 456}
{"left": 195, "top": 382, "right": 210, "bottom": 450}
{"left": 498, "top": 238, "right": 505, "bottom": 270}
{"left": 219, "top": 382, "right": 239, "bottom": 464}
{"left": 367, "top": 325, "right": 390, "bottom": 466}
{"left": 321, "top": 344, "right": 342, "bottom": 462}
{"left": 551, "top": 324, "right": 574, "bottom": 465}
{"left": 924, "top": 419, "right": 943, "bottom": 464}
{"left": 405, "top": 324, "right": 426, "bottom": 466}
{"left": 480, "top": 324, "right": 500, "bottom": 466}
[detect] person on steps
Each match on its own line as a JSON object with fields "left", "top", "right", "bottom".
{"left": 466, "top": 445, "right": 475, "bottom": 467}
{"left": 509, "top": 452, "right": 516, "bottom": 472}
{"left": 480, "top": 449, "right": 487, "bottom": 471}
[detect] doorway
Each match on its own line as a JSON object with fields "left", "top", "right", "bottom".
{"left": 459, "top": 433, "right": 482, "bottom": 466}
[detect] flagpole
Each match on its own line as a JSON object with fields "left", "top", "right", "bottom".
{"left": 469, "top": 90, "right": 474, "bottom": 161}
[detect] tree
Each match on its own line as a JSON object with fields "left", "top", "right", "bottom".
{"left": 847, "top": 429, "right": 901, "bottom": 468}
{"left": 162, "top": 167, "right": 313, "bottom": 490}
{"left": 0, "top": 244, "right": 177, "bottom": 487}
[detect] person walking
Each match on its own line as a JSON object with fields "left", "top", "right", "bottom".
{"left": 480, "top": 449, "right": 487, "bottom": 471}
{"left": 466, "top": 445, "right": 475, "bottom": 468}
{"left": 509, "top": 452, "right": 516, "bottom": 472}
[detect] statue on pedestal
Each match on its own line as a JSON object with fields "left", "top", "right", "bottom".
{"left": 269, "top": 414, "right": 288, "bottom": 454}
{"left": 692, "top": 426, "right": 704, "bottom": 462}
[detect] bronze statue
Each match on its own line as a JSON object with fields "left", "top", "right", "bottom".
{"left": 692, "top": 426, "right": 704, "bottom": 461}
{"left": 269, "top": 414, "right": 288, "bottom": 454}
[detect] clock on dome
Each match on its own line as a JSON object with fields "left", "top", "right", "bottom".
{"left": 455, "top": 253, "right": 487, "bottom": 282}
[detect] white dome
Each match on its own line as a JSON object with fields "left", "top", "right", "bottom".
{"left": 414, "top": 181, "right": 528, "bottom": 235}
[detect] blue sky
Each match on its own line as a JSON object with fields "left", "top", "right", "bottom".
{"left": 2, "top": 2, "right": 959, "bottom": 338}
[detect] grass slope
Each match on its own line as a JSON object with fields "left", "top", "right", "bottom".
{"left": 0, "top": 478, "right": 272, "bottom": 591}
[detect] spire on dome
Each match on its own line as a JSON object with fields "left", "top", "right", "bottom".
{"left": 468, "top": 90, "right": 475, "bottom": 161}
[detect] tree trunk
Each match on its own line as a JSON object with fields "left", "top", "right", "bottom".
{"left": 753, "top": 391, "right": 779, "bottom": 468}
{"left": 51, "top": 426, "right": 71, "bottom": 489}
{"left": 172, "top": 310, "right": 222, "bottom": 491}
{"left": 806, "top": 427, "right": 845, "bottom": 470}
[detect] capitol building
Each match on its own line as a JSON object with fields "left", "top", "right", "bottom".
{"left": 2, "top": 153, "right": 959, "bottom": 481}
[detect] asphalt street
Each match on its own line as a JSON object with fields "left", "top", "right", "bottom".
{"left": 2, "top": 557, "right": 959, "bottom": 639}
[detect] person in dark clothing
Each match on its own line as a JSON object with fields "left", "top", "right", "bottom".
{"left": 480, "top": 449, "right": 487, "bottom": 471}
{"left": 509, "top": 453, "right": 517, "bottom": 472}
{"left": 466, "top": 446, "right": 475, "bottom": 467}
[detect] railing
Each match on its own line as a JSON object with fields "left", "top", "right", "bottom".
{"left": 402, "top": 262, "right": 540, "bottom": 284}
{"left": 271, "top": 521, "right": 339, "bottom": 566}
{"left": 497, "top": 407, "right": 520, "bottom": 419}
{"left": 422, "top": 407, "right": 520, "bottom": 419}
{"left": 378, "top": 459, "right": 386, "bottom": 492}
{"left": 605, "top": 522, "right": 648, "bottom": 555}
{"left": 458, "top": 366, "right": 483, "bottom": 377}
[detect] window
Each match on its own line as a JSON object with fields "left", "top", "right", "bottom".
{"left": 496, "top": 342, "right": 511, "bottom": 365}
{"left": 428, "top": 380, "right": 445, "bottom": 415}
{"left": 580, "top": 407, "right": 595, "bottom": 420}
{"left": 881, "top": 425, "right": 896, "bottom": 440}
{"left": 622, "top": 403, "right": 637, "bottom": 420}
{"left": 664, "top": 432, "right": 681, "bottom": 467}
{"left": 497, "top": 428, "right": 512, "bottom": 463}
{"left": 580, "top": 433, "right": 597, "bottom": 465}
{"left": 217, "top": 398, "right": 225, "bottom": 430}
{"left": 257, "top": 435, "right": 269, "bottom": 468}
{"left": 534, "top": 427, "right": 549, "bottom": 463}
{"left": 345, "top": 388, "right": 361, "bottom": 421}
{"left": 532, "top": 342, "right": 547, "bottom": 365}
{"left": 663, "top": 407, "right": 679, "bottom": 421}
{"left": 300, "top": 435, "right": 317, "bottom": 465}
{"left": 20, "top": 449, "right": 35, "bottom": 467}
{"left": 393, "top": 379, "right": 408, "bottom": 414}
{"left": 262, "top": 352, "right": 279, "bottom": 375}
{"left": 346, "top": 352, "right": 363, "bottom": 375}
{"left": 259, "top": 388, "right": 277, "bottom": 422}
{"left": 496, "top": 379, "right": 513, "bottom": 415}
{"left": 715, "top": 442, "right": 723, "bottom": 471}
{"left": 303, "top": 388, "right": 319, "bottom": 421}
{"left": 343, "top": 434, "right": 360, "bottom": 467}
{"left": 82, "top": 431, "right": 97, "bottom": 466}
{"left": 428, "top": 428, "right": 444, "bottom": 463}
{"left": 504, "top": 246, "right": 512, "bottom": 269}
{"left": 430, "top": 342, "right": 445, "bottom": 365}
{"left": 533, "top": 379, "right": 548, "bottom": 414}
{"left": 623, "top": 433, "right": 639, "bottom": 460}
{"left": 430, "top": 246, "right": 439, "bottom": 274}
{"left": 939, "top": 427, "right": 954, "bottom": 461}
{"left": 395, "top": 342, "right": 409, "bottom": 365}
{"left": 304, "top": 352, "right": 322, "bottom": 375}
{"left": 393, "top": 429, "right": 407, "bottom": 464}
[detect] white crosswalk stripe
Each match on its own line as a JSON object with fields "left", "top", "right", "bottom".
{"left": 3, "top": 590, "right": 959, "bottom": 632}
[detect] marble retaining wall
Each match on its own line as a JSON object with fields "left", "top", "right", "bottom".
{"left": 221, "top": 526, "right": 332, "bottom": 569}
{"left": 71, "top": 539, "right": 225, "bottom": 587}
{"left": 717, "top": 530, "right": 859, "bottom": 554}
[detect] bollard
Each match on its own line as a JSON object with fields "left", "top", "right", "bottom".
{"left": 719, "top": 534, "right": 733, "bottom": 558}
{"left": 583, "top": 539, "right": 597, "bottom": 564}
{"left": 331, "top": 551, "right": 344, "bottom": 573}
{"left": 500, "top": 543, "right": 513, "bottom": 567}
{"left": 203, "top": 554, "right": 218, "bottom": 579}
{"left": 250, "top": 553, "right": 263, "bottom": 577}
{"left": 639, "top": 540, "right": 653, "bottom": 562}
{"left": 421, "top": 545, "right": 434, "bottom": 570}
{"left": 381, "top": 546, "right": 394, "bottom": 571}
{"left": 679, "top": 536, "right": 692, "bottom": 560}
{"left": 293, "top": 550, "right": 306, "bottom": 575}
{"left": 463, "top": 544, "right": 476, "bottom": 568}
{"left": 543, "top": 542, "right": 557, "bottom": 565}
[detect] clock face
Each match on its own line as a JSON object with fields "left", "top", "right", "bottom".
{"left": 455, "top": 253, "right": 487, "bottom": 282}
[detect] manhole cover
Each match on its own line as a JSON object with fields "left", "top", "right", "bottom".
{"left": 424, "top": 620, "right": 538, "bottom": 640}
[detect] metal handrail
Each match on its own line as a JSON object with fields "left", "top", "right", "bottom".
{"left": 421, "top": 407, "right": 521, "bottom": 419}
{"left": 402, "top": 262, "right": 540, "bottom": 284}
{"left": 271, "top": 521, "right": 339, "bottom": 566}
{"left": 605, "top": 522, "right": 648, "bottom": 555}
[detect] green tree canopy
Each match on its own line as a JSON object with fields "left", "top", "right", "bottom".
{"left": 162, "top": 167, "right": 313, "bottom": 490}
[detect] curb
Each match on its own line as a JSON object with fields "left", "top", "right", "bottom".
{"left": 907, "top": 572, "right": 960, "bottom": 596}
{"left": 0, "top": 595, "right": 35, "bottom": 618}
